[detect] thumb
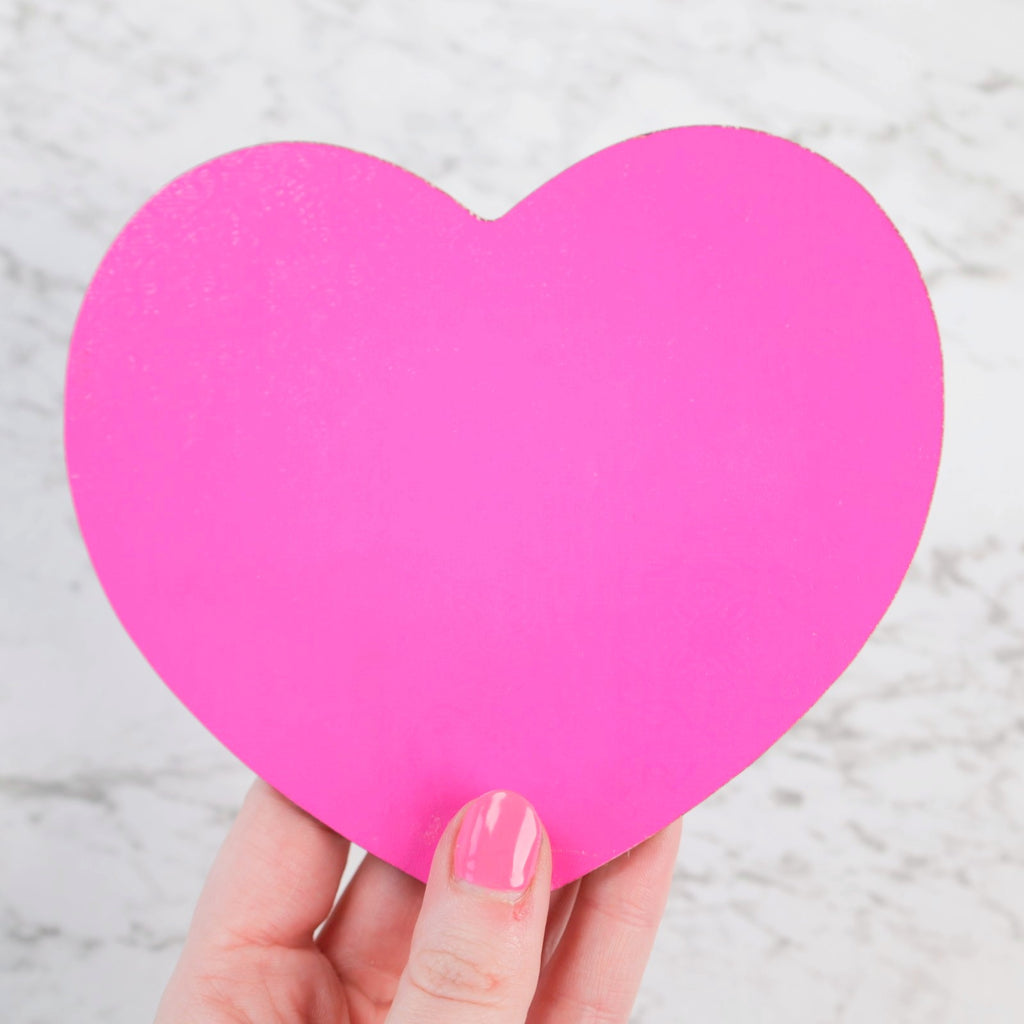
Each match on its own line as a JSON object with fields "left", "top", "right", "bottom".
{"left": 386, "top": 790, "right": 552, "bottom": 1024}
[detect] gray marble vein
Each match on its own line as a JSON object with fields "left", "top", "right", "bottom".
{"left": 2, "top": 0, "right": 1023, "bottom": 1020}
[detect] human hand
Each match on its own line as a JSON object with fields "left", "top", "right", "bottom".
{"left": 155, "top": 780, "right": 682, "bottom": 1023}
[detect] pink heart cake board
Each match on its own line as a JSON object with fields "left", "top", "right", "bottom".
{"left": 65, "top": 127, "right": 943, "bottom": 887}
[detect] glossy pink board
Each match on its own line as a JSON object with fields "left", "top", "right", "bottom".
{"left": 65, "top": 127, "right": 942, "bottom": 887}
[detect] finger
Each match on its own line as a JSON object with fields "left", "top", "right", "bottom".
{"left": 386, "top": 790, "right": 552, "bottom": 1024}
{"left": 189, "top": 778, "right": 351, "bottom": 950}
{"left": 541, "top": 879, "right": 580, "bottom": 969}
{"left": 317, "top": 853, "right": 425, "bottom": 1016}
{"left": 527, "top": 818, "right": 682, "bottom": 1024}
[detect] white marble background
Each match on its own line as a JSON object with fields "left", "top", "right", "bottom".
{"left": 2, "top": 0, "right": 1023, "bottom": 1020}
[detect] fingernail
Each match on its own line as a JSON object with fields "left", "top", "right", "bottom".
{"left": 454, "top": 791, "right": 541, "bottom": 893}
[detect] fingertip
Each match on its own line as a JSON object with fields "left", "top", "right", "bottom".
{"left": 451, "top": 790, "right": 547, "bottom": 898}
{"left": 389, "top": 790, "right": 552, "bottom": 1019}
{"left": 191, "top": 777, "right": 350, "bottom": 950}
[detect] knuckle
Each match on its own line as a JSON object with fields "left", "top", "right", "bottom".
{"left": 580, "top": 887, "right": 662, "bottom": 932}
{"left": 544, "top": 989, "right": 626, "bottom": 1024}
{"left": 406, "top": 942, "right": 515, "bottom": 1008}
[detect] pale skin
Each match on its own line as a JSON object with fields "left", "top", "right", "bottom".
{"left": 155, "top": 780, "right": 683, "bottom": 1024}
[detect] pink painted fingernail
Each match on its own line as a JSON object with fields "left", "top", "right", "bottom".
{"left": 454, "top": 791, "right": 541, "bottom": 892}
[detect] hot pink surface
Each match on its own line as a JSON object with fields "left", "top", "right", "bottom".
{"left": 65, "top": 127, "right": 942, "bottom": 888}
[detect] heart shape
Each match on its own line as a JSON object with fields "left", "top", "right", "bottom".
{"left": 65, "top": 127, "right": 942, "bottom": 887}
